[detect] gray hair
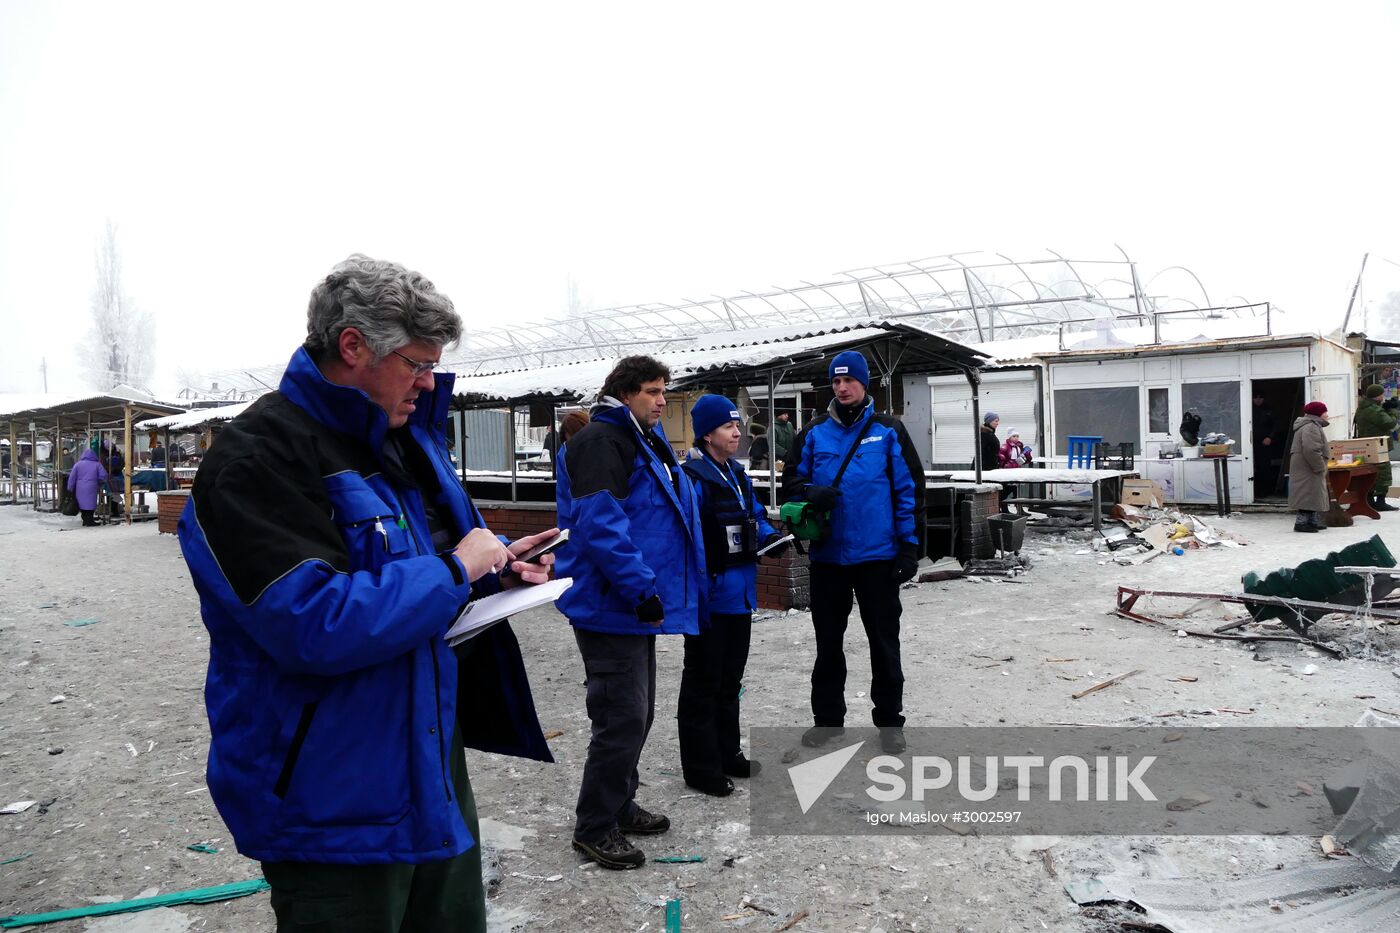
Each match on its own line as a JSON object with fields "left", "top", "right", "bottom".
{"left": 304, "top": 254, "right": 462, "bottom": 360}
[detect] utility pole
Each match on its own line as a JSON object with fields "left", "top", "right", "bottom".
{"left": 1342, "top": 253, "right": 1369, "bottom": 334}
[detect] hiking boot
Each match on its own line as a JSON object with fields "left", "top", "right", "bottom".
{"left": 801, "top": 726, "right": 845, "bottom": 748}
{"left": 1293, "top": 523, "right": 1318, "bottom": 533}
{"left": 879, "top": 727, "right": 907, "bottom": 754}
{"left": 572, "top": 828, "right": 645, "bottom": 870}
{"left": 618, "top": 805, "right": 670, "bottom": 835}
{"left": 1375, "top": 496, "right": 1398, "bottom": 512}
{"left": 723, "top": 754, "right": 761, "bottom": 778}
{"left": 684, "top": 773, "right": 734, "bottom": 797}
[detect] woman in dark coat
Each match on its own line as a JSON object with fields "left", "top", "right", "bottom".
{"left": 67, "top": 447, "right": 108, "bottom": 527}
{"left": 1288, "top": 401, "right": 1331, "bottom": 532}
{"left": 978, "top": 411, "right": 1002, "bottom": 472}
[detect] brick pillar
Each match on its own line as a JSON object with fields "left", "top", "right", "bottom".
{"left": 757, "top": 547, "right": 810, "bottom": 611}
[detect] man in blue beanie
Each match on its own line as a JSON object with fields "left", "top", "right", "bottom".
{"left": 781, "top": 349, "right": 925, "bottom": 754}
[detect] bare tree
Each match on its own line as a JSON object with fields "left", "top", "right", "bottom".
{"left": 78, "top": 222, "right": 154, "bottom": 390}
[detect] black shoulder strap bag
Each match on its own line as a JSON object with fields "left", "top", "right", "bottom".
{"left": 781, "top": 416, "right": 875, "bottom": 549}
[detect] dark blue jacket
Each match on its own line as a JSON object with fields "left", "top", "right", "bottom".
{"left": 682, "top": 454, "right": 779, "bottom": 615}
{"left": 781, "top": 399, "right": 926, "bottom": 565}
{"left": 554, "top": 402, "right": 706, "bottom": 635}
{"left": 178, "top": 347, "right": 550, "bottom": 865}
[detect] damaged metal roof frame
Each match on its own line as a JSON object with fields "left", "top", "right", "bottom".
{"left": 445, "top": 320, "right": 989, "bottom": 409}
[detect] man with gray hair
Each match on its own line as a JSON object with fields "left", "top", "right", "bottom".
{"left": 179, "top": 254, "right": 556, "bottom": 932}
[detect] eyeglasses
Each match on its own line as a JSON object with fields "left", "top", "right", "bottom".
{"left": 390, "top": 349, "right": 441, "bottom": 377}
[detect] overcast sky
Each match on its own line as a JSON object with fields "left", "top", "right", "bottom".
{"left": 2, "top": 0, "right": 1399, "bottom": 396}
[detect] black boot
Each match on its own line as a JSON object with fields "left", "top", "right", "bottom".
{"left": 1294, "top": 511, "right": 1318, "bottom": 533}
{"left": 1375, "top": 494, "right": 1398, "bottom": 512}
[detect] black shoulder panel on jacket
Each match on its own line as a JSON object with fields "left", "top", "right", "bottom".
{"left": 190, "top": 394, "right": 356, "bottom": 605}
{"left": 565, "top": 421, "right": 636, "bottom": 500}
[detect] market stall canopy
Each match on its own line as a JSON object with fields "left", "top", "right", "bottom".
{"left": 136, "top": 400, "right": 254, "bottom": 432}
{"left": 0, "top": 391, "right": 185, "bottom": 433}
{"left": 447, "top": 321, "right": 988, "bottom": 408}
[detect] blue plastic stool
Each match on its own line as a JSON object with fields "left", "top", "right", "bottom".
{"left": 1066, "top": 435, "right": 1102, "bottom": 468}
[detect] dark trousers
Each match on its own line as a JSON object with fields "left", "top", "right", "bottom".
{"left": 677, "top": 613, "right": 752, "bottom": 783}
{"left": 261, "top": 727, "right": 484, "bottom": 933}
{"left": 80, "top": 509, "right": 96, "bottom": 526}
{"left": 809, "top": 560, "right": 905, "bottom": 728}
{"left": 574, "top": 628, "right": 656, "bottom": 843}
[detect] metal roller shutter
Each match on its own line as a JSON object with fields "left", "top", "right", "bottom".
{"left": 929, "top": 369, "right": 1041, "bottom": 469}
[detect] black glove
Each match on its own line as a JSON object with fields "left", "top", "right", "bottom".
{"left": 635, "top": 594, "right": 665, "bottom": 624}
{"left": 1385, "top": 399, "right": 1399, "bottom": 412}
{"left": 759, "top": 532, "right": 790, "bottom": 559}
{"left": 804, "top": 485, "right": 839, "bottom": 511}
{"left": 890, "top": 545, "right": 920, "bottom": 584}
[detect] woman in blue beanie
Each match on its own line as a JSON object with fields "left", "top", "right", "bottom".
{"left": 678, "top": 395, "right": 787, "bottom": 796}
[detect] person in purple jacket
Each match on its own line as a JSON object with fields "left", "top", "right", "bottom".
{"left": 66, "top": 447, "right": 107, "bottom": 526}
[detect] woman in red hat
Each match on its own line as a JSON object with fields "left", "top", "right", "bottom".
{"left": 1288, "top": 401, "right": 1331, "bottom": 532}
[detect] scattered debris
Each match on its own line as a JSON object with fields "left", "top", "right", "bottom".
{"left": 739, "top": 895, "right": 778, "bottom": 915}
{"left": 62, "top": 618, "right": 99, "bottom": 627}
{"left": 1114, "top": 587, "right": 1348, "bottom": 656}
{"left": 542, "top": 730, "right": 565, "bottom": 740}
{"left": 775, "top": 909, "right": 809, "bottom": 930}
{"left": 0, "top": 853, "right": 33, "bottom": 866}
{"left": 1066, "top": 861, "right": 1400, "bottom": 931}
{"left": 0, "top": 801, "right": 36, "bottom": 815}
{"left": 1072, "top": 669, "right": 1143, "bottom": 700}
{"left": 1323, "top": 761, "right": 1368, "bottom": 815}
{"left": 965, "top": 555, "right": 1030, "bottom": 577}
{"left": 0, "top": 878, "right": 270, "bottom": 928}
{"left": 918, "top": 556, "right": 965, "bottom": 583}
{"left": 1321, "top": 835, "right": 1347, "bottom": 857}
{"left": 49, "top": 695, "right": 64, "bottom": 704}
{"left": 654, "top": 856, "right": 705, "bottom": 863}
{"left": 1165, "top": 792, "right": 1212, "bottom": 812}
{"left": 664, "top": 898, "right": 681, "bottom": 933}
{"left": 46, "top": 747, "right": 62, "bottom": 755}
{"left": 185, "top": 844, "right": 218, "bottom": 854}
{"left": 1243, "top": 536, "right": 1397, "bottom": 633}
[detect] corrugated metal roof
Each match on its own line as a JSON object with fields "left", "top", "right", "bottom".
{"left": 449, "top": 322, "right": 987, "bottom": 405}
{"left": 137, "top": 401, "right": 255, "bottom": 431}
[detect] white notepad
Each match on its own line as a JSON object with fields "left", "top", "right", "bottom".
{"left": 444, "top": 577, "right": 573, "bottom": 646}
{"left": 756, "top": 533, "right": 795, "bottom": 556}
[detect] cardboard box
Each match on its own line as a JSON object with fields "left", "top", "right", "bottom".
{"left": 1202, "top": 442, "right": 1234, "bottom": 457}
{"left": 1120, "top": 478, "right": 1165, "bottom": 509}
{"left": 1329, "top": 437, "right": 1389, "bottom": 465}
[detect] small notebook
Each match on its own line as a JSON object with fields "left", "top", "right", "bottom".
{"left": 756, "top": 534, "right": 795, "bottom": 557}
{"left": 444, "top": 577, "right": 573, "bottom": 646}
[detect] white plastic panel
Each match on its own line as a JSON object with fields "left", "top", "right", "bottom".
{"left": 1181, "top": 353, "right": 1241, "bottom": 379}
{"left": 1051, "top": 360, "right": 1142, "bottom": 387}
{"left": 1248, "top": 349, "right": 1306, "bottom": 377}
{"left": 1144, "top": 359, "right": 1172, "bottom": 381}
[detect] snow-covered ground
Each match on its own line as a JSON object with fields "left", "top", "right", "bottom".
{"left": 2, "top": 504, "right": 1398, "bottom": 931}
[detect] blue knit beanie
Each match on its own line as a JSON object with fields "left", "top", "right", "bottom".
{"left": 691, "top": 395, "right": 743, "bottom": 440}
{"left": 829, "top": 350, "right": 870, "bottom": 387}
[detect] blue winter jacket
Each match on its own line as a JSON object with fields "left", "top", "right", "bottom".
{"left": 681, "top": 454, "right": 779, "bottom": 615}
{"left": 781, "top": 399, "right": 926, "bottom": 565}
{"left": 554, "top": 402, "right": 706, "bottom": 635}
{"left": 178, "top": 347, "right": 550, "bottom": 865}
